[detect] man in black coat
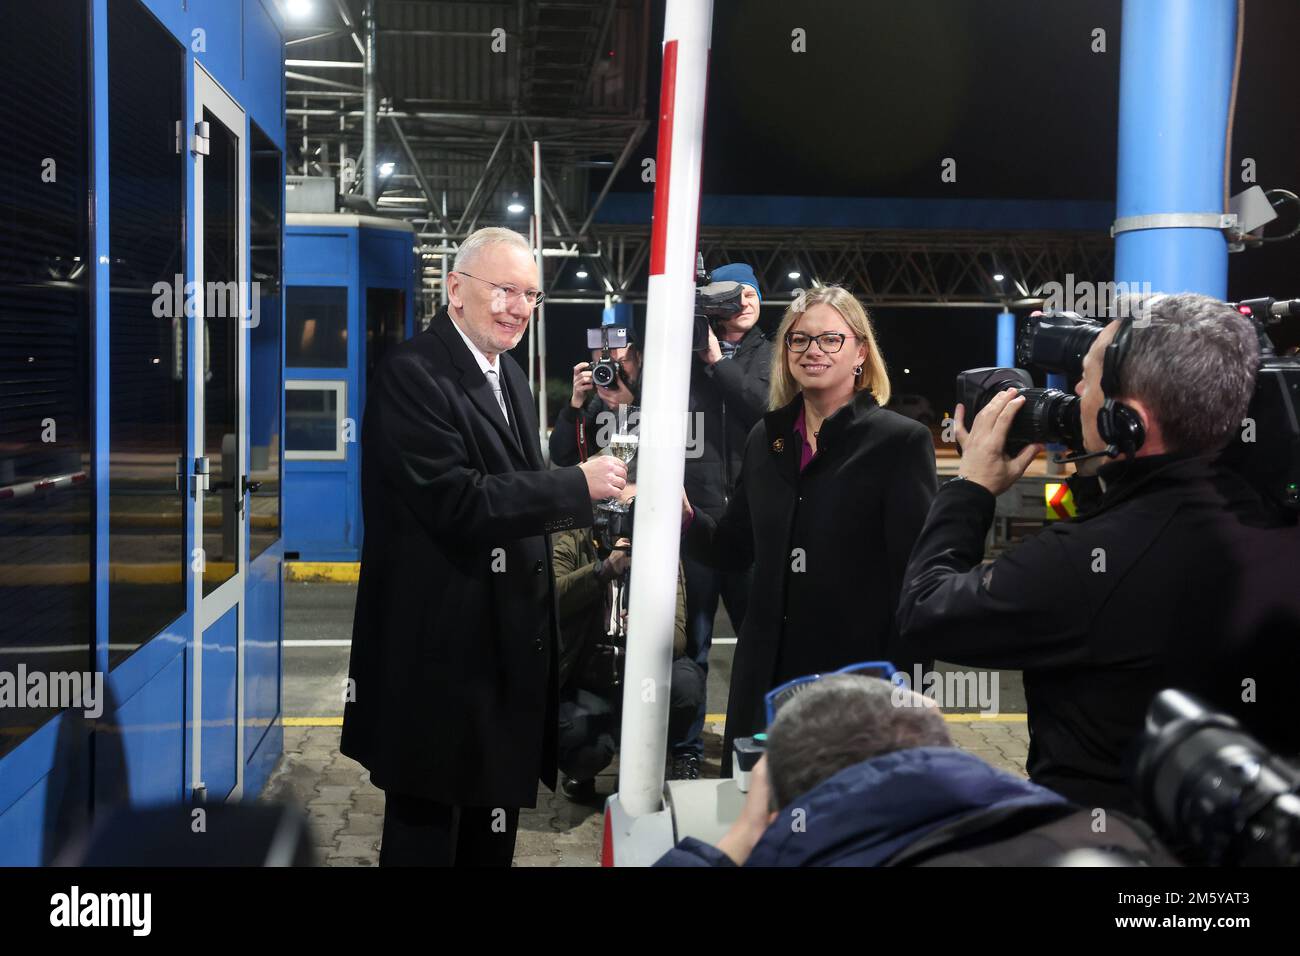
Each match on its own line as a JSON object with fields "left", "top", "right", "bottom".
{"left": 897, "top": 293, "right": 1300, "bottom": 816}
{"left": 341, "top": 228, "right": 627, "bottom": 866}
{"left": 672, "top": 262, "right": 774, "bottom": 779}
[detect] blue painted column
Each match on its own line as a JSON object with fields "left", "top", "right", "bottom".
{"left": 996, "top": 309, "right": 1015, "bottom": 367}
{"left": 1114, "top": 0, "right": 1238, "bottom": 298}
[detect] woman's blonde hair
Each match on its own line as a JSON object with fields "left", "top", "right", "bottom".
{"left": 769, "top": 285, "right": 891, "bottom": 410}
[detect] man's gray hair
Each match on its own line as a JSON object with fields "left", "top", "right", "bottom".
{"left": 453, "top": 226, "right": 532, "bottom": 274}
{"left": 765, "top": 675, "right": 951, "bottom": 810}
{"left": 1116, "top": 292, "right": 1259, "bottom": 455}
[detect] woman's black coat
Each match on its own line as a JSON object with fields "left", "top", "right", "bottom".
{"left": 686, "top": 389, "right": 938, "bottom": 769}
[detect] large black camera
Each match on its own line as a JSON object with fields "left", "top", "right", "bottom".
{"left": 1135, "top": 689, "right": 1300, "bottom": 866}
{"left": 959, "top": 302, "right": 1300, "bottom": 512}
{"left": 592, "top": 496, "right": 634, "bottom": 553}
{"left": 956, "top": 367, "right": 1083, "bottom": 454}
{"left": 693, "top": 253, "right": 744, "bottom": 350}
{"left": 1218, "top": 297, "right": 1300, "bottom": 514}
{"left": 957, "top": 309, "right": 1093, "bottom": 454}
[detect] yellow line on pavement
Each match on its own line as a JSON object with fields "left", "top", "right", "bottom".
{"left": 286, "top": 713, "right": 1026, "bottom": 730}
{"left": 945, "top": 713, "right": 1028, "bottom": 722}
{"left": 705, "top": 713, "right": 1025, "bottom": 725}
{"left": 284, "top": 562, "right": 360, "bottom": 583}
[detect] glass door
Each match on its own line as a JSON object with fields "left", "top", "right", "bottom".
{"left": 191, "top": 64, "right": 247, "bottom": 803}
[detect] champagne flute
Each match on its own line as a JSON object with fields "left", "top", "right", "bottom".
{"left": 605, "top": 405, "right": 639, "bottom": 512}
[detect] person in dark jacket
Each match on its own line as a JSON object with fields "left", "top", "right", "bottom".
{"left": 683, "top": 285, "right": 938, "bottom": 774}
{"left": 897, "top": 293, "right": 1300, "bottom": 816}
{"left": 655, "top": 675, "right": 1074, "bottom": 867}
{"left": 550, "top": 490, "right": 702, "bottom": 800}
{"left": 672, "top": 262, "right": 774, "bottom": 779}
{"left": 342, "top": 228, "right": 627, "bottom": 867}
{"left": 548, "top": 340, "right": 642, "bottom": 467}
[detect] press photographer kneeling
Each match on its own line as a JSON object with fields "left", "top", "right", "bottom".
{"left": 897, "top": 292, "right": 1300, "bottom": 816}
{"left": 551, "top": 483, "right": 705, "bottom": 800}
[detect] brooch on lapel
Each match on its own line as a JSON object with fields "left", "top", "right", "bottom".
{"left": 772, "top": 437, "right": 785, "bottom": 453}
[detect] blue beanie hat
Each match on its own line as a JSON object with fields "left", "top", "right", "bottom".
{"left": 710, "top": 262, "right": 761, "bottom": 301}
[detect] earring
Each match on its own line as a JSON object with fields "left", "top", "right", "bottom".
{"left": 853, "top": 365, "right": 863, "bottom": 377}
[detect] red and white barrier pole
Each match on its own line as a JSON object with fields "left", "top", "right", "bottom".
{"left": 532, "top": 139, "right": 549, "bottom": 453}
{"left": 616, "top": 0, "right": 713, "bottom": 819}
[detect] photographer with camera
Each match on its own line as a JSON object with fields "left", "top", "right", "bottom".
{"left": 551, "top": 481, "right": 703, "bottom": 801}
{"left": 897, "top": 292, "right": 1300, "bottom": 816}
{"left": 653, "top": 676, "right": 1173, "bottom": 867}
{"left": 548, "top": 334, "right": 642, "bottom": 467}
{"left": 671, "top": 262, "right": 774, "bottom": 780}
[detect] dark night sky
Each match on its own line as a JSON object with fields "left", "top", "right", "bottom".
{"left": 531, "top": 0, "right": 1300, "bottom": 423}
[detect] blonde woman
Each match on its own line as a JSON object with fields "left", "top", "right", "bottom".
{"left": 682, "top": 286, "right": 938, "bottom": 772}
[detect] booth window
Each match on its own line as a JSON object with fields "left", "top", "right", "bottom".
{"left": 0, "top": 0, "right": 93, "bottom": 756}
{"left": 107, "top": 0, "right": 186, "bottom": 663}
{"left": 285, "top": 381, "right": 347, "bottom": 460}
{"left": 286, "top": 286, "right": 347, "bottom": 368}
{"left": 248, "top": 124, "right": 282, "bottom": 561}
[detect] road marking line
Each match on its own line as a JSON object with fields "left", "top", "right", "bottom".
{"left": 283, "top": 712, "right": 1029, "bottom": 731}
{"left": 285, "top": 562, "right": 360, "bottom": 583}
{"left": 702, "top": 713, "right": 1026, "bottom": 725}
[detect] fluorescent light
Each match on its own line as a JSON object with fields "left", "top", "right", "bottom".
{"left": 507, "top": 201, "right": 526, "bottom": 214}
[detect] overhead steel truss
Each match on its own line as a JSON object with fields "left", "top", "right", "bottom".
{"left": 284, "top": 0, "right": 652, "bottom": 315}
{"left": 541, "top": 225, "right": 1116, "bottom": 307}
{"left": 284, "top": 2, "right": 1114, "bottom": 314}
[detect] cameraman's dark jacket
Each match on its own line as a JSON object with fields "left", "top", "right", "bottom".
{"left": 551, "top": 529, "right": 687, "bottom": 692}
{"left": 686, "top": 326, "right": 773, "bottom": 520}
{"left": 897, "top": 453, "right": 1300, "bottom": 815}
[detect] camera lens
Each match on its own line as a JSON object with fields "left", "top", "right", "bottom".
{"left": 592, "top": 361, "right": 616, "bottom": 388}
{"left": 1006, "top": 388, "right": 1082, "bottom": 451}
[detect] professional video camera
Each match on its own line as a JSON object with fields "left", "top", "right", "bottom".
{"left": 1218, "top": 297, "right": 1300, "bottom": 513}
{"left": 955, "top": 309, "right": 1095, "bottom": 457}
{"left": 592, "top": 496, "right": 635, "bottom": 554}
{"left": 693, "top": 252, "right": 744, "bottom": 350}
{"left": 956, "top": 301, "right": 1300, "bottom": 512}
{"left": 1134, "top": 689, "right": 1300, "bottom": 866}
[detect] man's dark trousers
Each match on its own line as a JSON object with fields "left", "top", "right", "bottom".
{"left": 378, "top": 794, "right": 520, "bottom": 867}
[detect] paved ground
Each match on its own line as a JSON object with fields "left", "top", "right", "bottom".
{"left": 261, "top": 580, "right": 1031, "bottom": 866}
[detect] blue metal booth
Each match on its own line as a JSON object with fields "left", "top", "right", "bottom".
{"left": 0, "top": 0, "right": 287, "bottom": 863}
{"left": 282, "top": 214, "right": 418, "bottom": 562}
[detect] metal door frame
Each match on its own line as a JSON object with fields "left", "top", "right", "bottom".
{"left": 191, "top": 62, "right": 249, "bottom": 803}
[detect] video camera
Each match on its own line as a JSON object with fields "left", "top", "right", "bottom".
{"left": 592, "top": 496, "right": 634, "bottom": 554}
{"left": 1135, "top": 689, "right": 1300, "bottom": 866}
{"left": 693, "top": 252, "right": 744, "bottom": 350}
{"left": 956, "top": 301, "right": 1300, "bottom": 512}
